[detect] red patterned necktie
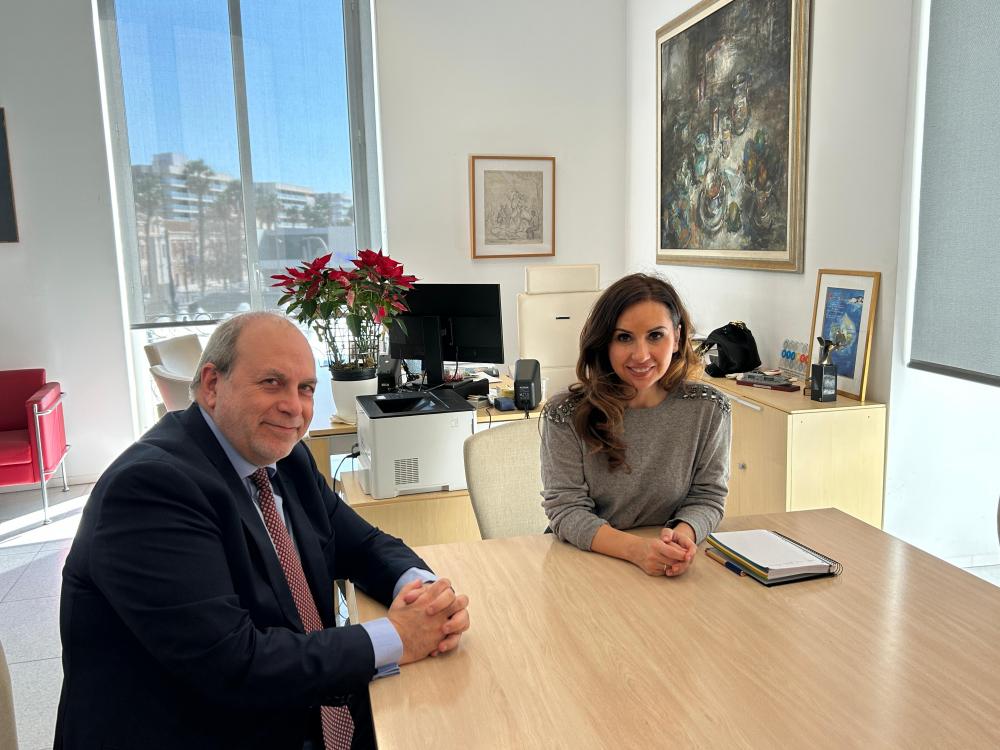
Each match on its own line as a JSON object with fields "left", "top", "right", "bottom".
{"left": 251, "top": 467, "right": 354, "bottom": 750}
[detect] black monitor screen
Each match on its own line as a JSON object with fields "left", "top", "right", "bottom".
{"left": 388, "top": 284, "right": 504, "bottom": 375}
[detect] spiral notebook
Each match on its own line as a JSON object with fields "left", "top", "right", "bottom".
{"left": 706, "top": 529, "right": 842, "bottom": 586}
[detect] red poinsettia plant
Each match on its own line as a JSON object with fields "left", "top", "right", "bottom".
{"left": 272, "top": 249, "right": 418, "bottom": 372}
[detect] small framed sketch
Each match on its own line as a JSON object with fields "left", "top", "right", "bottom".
{"left": 470, "top": 155, "right": 555, "bottom": 259}
{"left": 806, "top": 269, "right": 881, "bottom": 401}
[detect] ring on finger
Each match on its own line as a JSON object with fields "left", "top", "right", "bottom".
{"left": 663, "top": 562, "right": 669, "bottom": 575}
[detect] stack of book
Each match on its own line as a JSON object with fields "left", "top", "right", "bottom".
{"left": 706, "top": 529, "right": 842, "bottom": 585}
{"left": 734, "top": 371, "right": 800, "bottom": 392}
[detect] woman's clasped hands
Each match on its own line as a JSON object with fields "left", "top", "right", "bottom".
{"left": 630, "top": 524, "right": 697, "bottom": 577}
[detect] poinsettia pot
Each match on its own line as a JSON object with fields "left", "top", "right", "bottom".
{"left": 330, "top": 365, "right": 377, "bottom": 424}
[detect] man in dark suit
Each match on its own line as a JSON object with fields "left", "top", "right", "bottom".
{"left": 55, "top": 312, "right": 470, "bottom": 749}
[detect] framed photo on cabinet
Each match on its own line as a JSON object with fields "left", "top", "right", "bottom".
{"left": 656, "top": 0, "right": 810, "bottom": 272}
{"left": 806, "top": 269, "right": 880, "bottom": 401}
{"left": 470, "top": 155, "right": 555, "bottom": 259}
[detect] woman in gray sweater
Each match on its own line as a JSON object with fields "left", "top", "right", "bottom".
{"left": 541, "top": 273, "right": 731, "bottom": 577}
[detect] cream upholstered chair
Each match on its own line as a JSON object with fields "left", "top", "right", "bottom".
{"left": 516, "top": 264, "right": 601, "bottom": 396}
{"left": 143, "top": 333, "right": 203, "bottom": 374}
{"left": 463, "top": 419, "right": 549, "bottom": 539}
{"left": 149, "top": 365, "right": 194, "bottom": 412}
{"left": 144, "top": 334, "right": 203, "bottom": 413}
{"left": 1, "top": 639, "right": 17, "bottom": 750}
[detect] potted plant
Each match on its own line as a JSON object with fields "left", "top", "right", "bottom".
{"left": 272, "top": 249, "right": 417, "bottom": 423}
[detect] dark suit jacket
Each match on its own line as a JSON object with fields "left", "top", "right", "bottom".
{"left": 55, "top": 405, "right": 427, "bottom": 749}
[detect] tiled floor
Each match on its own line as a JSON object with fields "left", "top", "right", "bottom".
{"left": 0, "top": 483, "right": 998, "bottom": 749}
{"left": 1, "top": 484, "right": 90, "bottom": 750}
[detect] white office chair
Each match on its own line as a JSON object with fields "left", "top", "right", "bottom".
{"left": 144, "top": 334, "right": 203, "bottom": 413}
{"left": 517, "top": 264, "right": 601, "bottom": 396}
{"left": 144, "top": 333, "right": 203, "bottom": 374}
{"left": 149, "top": 365, "right": 194, "bottom": 412}
{"left": 1, "top": 639, "right": 17, "bottom": 750}
{"left": 463, "top": 419, "right": 549, "bottom": 539}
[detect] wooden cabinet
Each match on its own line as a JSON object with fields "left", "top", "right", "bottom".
{"left": 706, "top": 377, "right": 886, "bottom": 528}
{"left": 338, "top": 471, "right": 482, "bottom": 546}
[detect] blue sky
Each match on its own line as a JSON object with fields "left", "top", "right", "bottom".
{"left": 116, "top": 0, "right": 353, "bottom": 195}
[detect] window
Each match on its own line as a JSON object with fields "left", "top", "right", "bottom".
{"left": 99, "top": 0, "right": 379, "bottom": 327}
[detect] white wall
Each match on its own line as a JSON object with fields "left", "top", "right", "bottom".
{"left": 0, "top": 0, "right": 134, "bottom": 483}
{"left": 624, "top": 0, "right": 914, "bottom": 404}
{"left": 373, "top": 0, "right": 628, "bottom": 364}
{"left": 884, "top": 0, "right": 1000, "bottom": 567}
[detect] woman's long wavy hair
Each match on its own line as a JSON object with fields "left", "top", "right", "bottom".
{"left": 569, "top": 273, "right": 700, "bottom": 471}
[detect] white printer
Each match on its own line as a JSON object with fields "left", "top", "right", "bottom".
{"left": 355, "top": 390, "right": 475, "bottom": 499}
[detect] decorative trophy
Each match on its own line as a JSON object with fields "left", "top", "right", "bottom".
{"left": 810, "top": 335, "right": 843, "bottom": 402}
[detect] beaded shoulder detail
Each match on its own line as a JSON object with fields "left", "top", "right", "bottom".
{"left": 541, "top": 393, "right": 584, "bottom": 424}
{"left": 679, "top": 383, "right": 731, "bottom": 416}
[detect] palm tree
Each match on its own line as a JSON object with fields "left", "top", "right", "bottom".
{"left": 254, "top": 185, "right": 280, "bottom": 230}
{"left": 183, "top": 159, "right": 214, "bottom": 294}
{"left": 286, "top": 205, "right": 303, "bottom": 228}
{"left": 305, "top": 194, "right": 333, "bottom": 228}
{"left": 213, "top": 181, "right": 244, "bottom": 288}
{"left": 132, "top": 168, "right": 164, "bottom": 307}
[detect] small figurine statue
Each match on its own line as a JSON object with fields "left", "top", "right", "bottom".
{"left": 811, "top": 335, "right": 844, "bottom": 403}
{"left": 817, "top": 336, "right": 836, "bottom": 365}
{"left": 816, "top": 332, "right": 847, "bottom": 365}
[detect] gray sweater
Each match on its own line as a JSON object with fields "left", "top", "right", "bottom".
{"left": 540, "top": 382, "right": 732, "bottom": 550}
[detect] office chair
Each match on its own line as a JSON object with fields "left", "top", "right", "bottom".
{"left": 144, "top": 334, "right": 203, "bottom": 413}
{"left": 0, "top": 369, "right": 70, "bottom": 525}
{"left": 1, "top": 639, "right": 18, "bottom": 749}
{"left": 463, "top": 419, "right": 549, "bottom": 539}
{"left": 149, "top": 365, "right": 194, "bottom": 412}
{"left": 516, "top": 264, "right": 600, "bottom": 396}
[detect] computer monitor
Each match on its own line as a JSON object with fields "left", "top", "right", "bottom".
{"left": 388, "top": 283, "right": 504, "bottom": 386}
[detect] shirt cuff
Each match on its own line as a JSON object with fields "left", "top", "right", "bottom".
{"left": 361, "top": 617, "right": 404, "bottom": 676}
{"left": 393, "top": 566, "right": 436, "bottom": 599}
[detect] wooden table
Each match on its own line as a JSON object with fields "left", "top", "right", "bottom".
{"left": 352, "top": 509, "right": 1000, "bottom": 749}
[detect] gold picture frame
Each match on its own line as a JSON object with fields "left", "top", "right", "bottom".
{"left": 656, "top": 0, "right": 810, "bottom": 272}
{"left": 806, "top": 269, "right": 880, "bottom": 401}
{"left": 470, "top": 155, "right": 555, "bottom": 259}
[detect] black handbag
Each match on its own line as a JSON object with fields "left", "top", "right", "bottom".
{"left": 700, "top": 321, "right": 761, "bottom": 377}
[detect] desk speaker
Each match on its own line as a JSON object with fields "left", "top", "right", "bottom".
{"left": 376, "top": 356, "right": 401, "bottom": 393}
{"left": 513, "top": 359, "right": 541, "bottom": 410}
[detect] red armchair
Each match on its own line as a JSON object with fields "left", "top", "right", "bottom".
{"left": 0, "top": 369, "right": 70, "bottom": 524}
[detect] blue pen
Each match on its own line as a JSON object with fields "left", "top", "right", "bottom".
{"left": 705, "top": 547, "right": 746, "bottom": 577}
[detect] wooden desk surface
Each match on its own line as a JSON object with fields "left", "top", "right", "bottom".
{"left": 353, "top": 509, "right": 1000, "bottom": 749}
{"left": 703, "top": 372, "right": 885, "bottom": 414}
{"left": 308, "top": 394, "right": 543, "bottom": 438}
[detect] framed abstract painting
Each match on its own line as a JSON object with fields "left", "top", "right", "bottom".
{"left": 807, "top": 269, "right": 880, "bottom": 401}
{"left": 656, "top": 0, "right": 810, "bottom": 271}
{"left": 470, "top": 155, "right": 555, "bottom": 259}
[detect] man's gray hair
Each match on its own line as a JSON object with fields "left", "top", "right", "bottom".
{"left": 189, "top": 311, "right": 292, "bottom": 398}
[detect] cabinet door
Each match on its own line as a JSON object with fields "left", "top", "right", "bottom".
{"left": 788, "top": 409, "right": 885, "bottom": 527}
{"left": 726, "top": 393, "right": 787, "bottom": 516}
